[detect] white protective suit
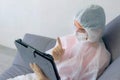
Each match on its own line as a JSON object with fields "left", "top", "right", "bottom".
{"left": 48, "top": 5, "right": 111, "bottom": 80}
{"left": 7, "top": 5, "right": 111, "bottom": 80}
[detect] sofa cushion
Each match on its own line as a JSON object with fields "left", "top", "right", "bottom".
{"left": 103, "top": 15, "right": 120, "bottom": 61}
{"left": 0, "top": 64, "right": 32, "bottom": 80}
{"left": 98, "top": 56, "right": 120, "bottom": 80}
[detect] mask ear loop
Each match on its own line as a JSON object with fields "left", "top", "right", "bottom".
{"left": 84, "top": 28, "right": 89, "bottom": 40}
{"left": 86, "top": 36, "right": 88, "bottom": 40}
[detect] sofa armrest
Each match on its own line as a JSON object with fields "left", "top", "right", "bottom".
{"left": 0, "top": 33, "right": 56, "bottom": 80}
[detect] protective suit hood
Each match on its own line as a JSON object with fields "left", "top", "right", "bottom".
{"left": 74, "top": 5, "right": 106, "bottom": 42}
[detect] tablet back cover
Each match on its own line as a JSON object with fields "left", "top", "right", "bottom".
{"left": 15, "top": 39, "right": 60, "bottom": 80}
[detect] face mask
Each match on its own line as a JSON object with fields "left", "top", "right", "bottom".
{"left": 75, "top": 32, "right": 88, "bottom": 42}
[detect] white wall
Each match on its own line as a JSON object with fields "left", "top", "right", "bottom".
{"left": 0, "top": 0, "right": 120, "bottom": 49}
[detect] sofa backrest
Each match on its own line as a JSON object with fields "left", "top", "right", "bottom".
{"left": 102, "top": 15, "right": 120, "bottom": 61}
{"left": 23, "top": 34, "right": 56, "bottom": 52}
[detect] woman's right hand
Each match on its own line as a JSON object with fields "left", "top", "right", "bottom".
{"left": 52, "top": 37, "right": 65, "bottom": 61}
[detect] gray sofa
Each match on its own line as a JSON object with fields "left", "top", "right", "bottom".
{"left": 0, "top": 15, "right": 120, "bottom": 80}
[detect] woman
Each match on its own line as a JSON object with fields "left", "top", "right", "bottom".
{"left": 8, "top": 4, "right": 111, "bottom": 80}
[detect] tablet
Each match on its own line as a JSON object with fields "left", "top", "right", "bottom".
{"left": 15, "top": 39, "right": 60, "bottom": 80}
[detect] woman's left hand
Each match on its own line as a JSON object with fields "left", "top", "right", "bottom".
{"left": 30, "top": 63, "right": 49, "bottom": 80}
